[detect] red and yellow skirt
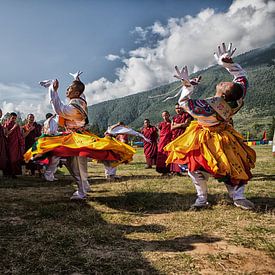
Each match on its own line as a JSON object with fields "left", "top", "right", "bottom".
{"left": 164, "top": 121, "right": 256, "bottom": 185}
{"left": 24, "top": 131, "right": 135, "bottom": 167}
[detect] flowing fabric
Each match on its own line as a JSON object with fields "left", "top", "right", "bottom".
{"left": 170, "top": 113, "right": 192, "bottom": 173}
{"left": 164, "top": 121, "right": 256, "bottom": 185}
{"left": 24, "top": 131, "right": 135, "bottom": 167}
{"left": 141, "top": 125, "right": 158, "bottom": 166}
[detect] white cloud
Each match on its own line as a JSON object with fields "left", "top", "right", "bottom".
{"left": 85, "top": 0, "right": 275, "bottom": 105}
{"left": 105, "top": 54, "right": 120, "bottom": 61}
{"left": 0, "top": 83, "right": 52, "bottom": 120}
{"left": 151, "top": 21, "right": 169, "bottom": 37}
{"left": 2, "top": 0, "right": 275, "bottom": 119}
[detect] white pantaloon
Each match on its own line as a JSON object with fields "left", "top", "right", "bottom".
{"left": 44, "top": 156, "right": 60, "bottom": 181}
{"left": 104, "top": 166, "right": 117, "bottom": 177}
{"left": 66, "top": 156, "right": 89, "bottom": 197}
{"left": 188, "top": 170, "right": 246, "bottom": 204}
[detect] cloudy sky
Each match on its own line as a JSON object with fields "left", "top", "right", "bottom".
{"left": 0, "top": 0, "right": 274, "bottom": 120}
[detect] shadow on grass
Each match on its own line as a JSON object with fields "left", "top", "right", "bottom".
{"left": 0, "top": 196, "right": 221, "bottom": 274}
{"left": 249, "top": 196, "right": 275, "bottom": 213}
{"left": 94, "top": 191, "right": 197, "bottom": 213}
{"left": 252, "top": 173, "right": 275, "bottom": 181}
{"left": 94, "top": 191, "right": 274, "bottom": 214}
{"left": 0, "top": 175, "right": 73, "bottom": 188}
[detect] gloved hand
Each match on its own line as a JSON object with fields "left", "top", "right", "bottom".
{"left": 174, "top": 65, "right": 202, "bottom": 87}
{"left": 69, "top": 70, "right": 83, "bottom": 81}
{"left": 214, "top": 42, "right": 236, "bottom": 66}
{"left": 174, "top": 65, "right": 190, "bottom": 84}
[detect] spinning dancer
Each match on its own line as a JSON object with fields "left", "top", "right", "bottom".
{"left": 24, "top": 71, "right": 135, "bottom": 200}
{"left": 164, "top": 43, "right": 256, "bottom": 210}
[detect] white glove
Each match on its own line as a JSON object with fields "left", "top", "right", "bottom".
{"left": 174, "top": 65, "right": 191, "bottom": 85}
{"left": 214, "top": 42, "right": 236, "bottom": 67}
{"left": 69, "top": 70, "right": 83, "bottom": 81}
{"left": 39, "top": 79, "right": 54, "bottom": 88}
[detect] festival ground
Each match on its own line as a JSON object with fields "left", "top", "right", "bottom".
{"left": 0, "top": 145, "right": 274, "bottom": 274}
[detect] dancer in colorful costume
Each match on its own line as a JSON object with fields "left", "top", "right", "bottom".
{"left": 24, "top": 71, "right": 135, "bottom": 200}
{"left": 164, "top": 43, "right": 256, "bottom": 210}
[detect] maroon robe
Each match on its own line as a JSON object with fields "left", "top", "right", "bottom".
{"left": 141, "top": 125, "right": 158, "bottom": 166}
{"left": 4, "top": 121, "right": 24, "bottom": 176}
{"left": 22, "top": 122, "right": 42, "bottom": 151}
{"left": 22, "top": 122, "right": 42, "bottom": 174}
{"left": 156, "top": 121, "right": 172, "bottom": 174}
{"left": 170, "top": 113, "right": 192, "bottom": 173}
{"left": 0, "top": 124, "right": 8, "bottom": 170}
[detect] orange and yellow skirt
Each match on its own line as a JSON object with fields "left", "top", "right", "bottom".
{"left": 24, "top": 131, "right": 135, "bottom": 167}
{"left": 164, "top": 121, "right": 256, "bottom": 185}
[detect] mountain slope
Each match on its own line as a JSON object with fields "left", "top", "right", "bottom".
{"left": 88, "top": 43, "right": 275, "bottom": 139}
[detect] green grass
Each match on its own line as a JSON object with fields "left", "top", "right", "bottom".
{"left": 0, "top": 146, "right": 274, "bottom": 274}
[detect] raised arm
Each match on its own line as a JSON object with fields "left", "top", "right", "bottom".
{"left": 173, "top": 65, "right": 201, "bottom": 104}
{"left": 214, "top": 42, "right": 248, "bottom": 97}
{"left": 39, "top": 79, "right": 79, "bottom": 119}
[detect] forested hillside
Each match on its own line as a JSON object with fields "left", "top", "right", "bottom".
{"left": 88, "top": 43, "right": 275, "bottom": 139}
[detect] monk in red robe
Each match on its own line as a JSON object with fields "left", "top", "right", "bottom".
{"left": 156, "top": 111, "right": 172, "bottom": 174}
{"left": 22, "top": 113, "right": 42, "bottom": 175}
{"left": 170, "top": 103, "right": 193, "bottom": 174}
{"left": 0, "top": 109, "right": 8, "bottom": 172}
{"left": 141, "top": 119, "right": 158, "bottom": 168}
{"left": 4, "top": 112, "right": 24, "bottom": 178}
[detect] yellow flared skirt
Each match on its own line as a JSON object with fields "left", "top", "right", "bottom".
{"left": 164, "top": 121, "right": 256, "bottom": 184}
{"left": 24, "top": 131, "right": 136, "bottom": 167}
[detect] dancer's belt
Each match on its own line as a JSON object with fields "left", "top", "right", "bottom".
{"left": 66, "top": 126, "right": 86, "bottom": 133}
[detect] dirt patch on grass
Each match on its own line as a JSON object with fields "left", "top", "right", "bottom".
{"left": 187, "top": 240, "right": 275, "bottom": 274}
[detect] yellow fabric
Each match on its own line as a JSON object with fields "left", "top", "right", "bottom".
{"left": 24, "top": 131, "right": 136, "bottom": 166}
{"left": 164, "top": 121, "right": 256, "bottom": 181}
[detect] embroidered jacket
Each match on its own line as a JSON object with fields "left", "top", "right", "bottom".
{"left": 49, "top": 87, "right": 88, "bottom": 130}
{"left": 178, "top": 62, "right": 248, "bottom": 126}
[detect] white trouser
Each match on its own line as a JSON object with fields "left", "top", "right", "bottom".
{"left": 44, "top": 156, "right": 60, "bottom": 180}
{"left": 188, "top": 170, "right": 246, "bottom": 203}
{"left": 66, "top": 156, "right": 89, "bottom": 197}
{"left": 188, "top": 170, "right": 209, "bottom": 204}
{"left": 104, "top": 165, "right": 117, "bottom": 177}
{"left": 102, "top": 161, "right": 117, "bottom": 177}
{"left": 225, "top": 184, "right": 246, "bottom": 201}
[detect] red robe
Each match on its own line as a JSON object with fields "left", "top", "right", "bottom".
{"left": 0, "top": 124, "right": 8, "bottom": 170}
{"left": 156, "top": 121, "right": 172, "bottom": 174}
{"left": 22, "top": 122, "right": 42, "bottom": 151}
{"left": 4, "top": 121, "right": 24, "bottom": 176}
{"left": 22, "top": 122, "right": 42, "bottom": 174}
{"left": 170, "top": 113, "right": 192, "bottom": 173}
{"left": 141, "top": 125, "right": 158, "bottom": 166}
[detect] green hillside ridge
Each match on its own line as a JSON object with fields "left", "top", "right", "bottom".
{"left": 88, "top": 43, "right": 275, "bottom": 139}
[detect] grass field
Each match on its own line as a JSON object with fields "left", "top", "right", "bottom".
{"left": 0, "top": 145, "right": 274, "bottom": 274}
